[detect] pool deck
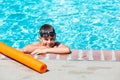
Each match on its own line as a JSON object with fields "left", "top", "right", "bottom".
{"left": 0, "top": 50, "right": 120, "bottom": 80}
{"left": 33, "top": 50, "right": 120, "bottom": 61}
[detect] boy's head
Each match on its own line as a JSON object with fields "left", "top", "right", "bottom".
{"left": 39, "top": 24, "right": 56, "bottom": 47}
{"left": 39, "top": 24, "right": 56, "bottom": 38}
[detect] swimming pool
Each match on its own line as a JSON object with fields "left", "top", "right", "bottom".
{"left": 0, "top": 0, "right": 120, "bottom": 50}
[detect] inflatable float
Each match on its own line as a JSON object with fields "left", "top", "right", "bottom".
{"left": 0, "top": 42, "right": 47, "bottom": 73}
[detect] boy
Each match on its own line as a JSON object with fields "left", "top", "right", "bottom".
{"left": 22, "top": 24, "right": 71, "bottom": 55}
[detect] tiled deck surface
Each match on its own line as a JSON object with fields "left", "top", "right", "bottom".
{"left": 1, "top": 50, "right": 119, "bottom": 61}
{"left": 0, "top": 50, "right": 120, "bottom": 80}
{"left": 0, "top": 59, "right": 120, "bottom": 80}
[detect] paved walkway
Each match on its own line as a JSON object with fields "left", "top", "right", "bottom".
{"left": 0, "top": 50, "right": 120, "bottom": 80}
{"left": 0, "top": 59, "right": 120, "bottom": 80}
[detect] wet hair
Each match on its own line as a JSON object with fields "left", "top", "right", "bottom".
{"left": 39, "top": 24, "right": 56, "bottom": 37}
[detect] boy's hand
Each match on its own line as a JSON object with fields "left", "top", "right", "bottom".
{"left": 31, "top": 48, "right": 47, "bottom": 55}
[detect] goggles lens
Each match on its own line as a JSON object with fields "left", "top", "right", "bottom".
{"left": 41, "top": 32, "right": 56, "bottom": 37}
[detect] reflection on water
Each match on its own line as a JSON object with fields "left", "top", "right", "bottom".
{"left": 0, "top": 0, "right": 120, "bottom": 49}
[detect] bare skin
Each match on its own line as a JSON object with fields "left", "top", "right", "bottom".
{"left": 22, "top": 36, "right": 71, "bottom": 55}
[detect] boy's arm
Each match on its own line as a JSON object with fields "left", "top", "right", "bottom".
{"left": 45, "top": 47, "right": 71, "bottom": 54}
{"left": 21, "top": 42, "right": 40, "bottom": 53}
{"left": 31, "top": 44, "right": 71, "bottom": 55}
{"left": 46, "top": 44, "right": 71, "bottom": 54}
{"left": 21, "top": 45, "right": 36, "bottom": 53}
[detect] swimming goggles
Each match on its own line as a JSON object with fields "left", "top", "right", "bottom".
{"left": 40, "top": 32, "right": 56, "bottom": 37}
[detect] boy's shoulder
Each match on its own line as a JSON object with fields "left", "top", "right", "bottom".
{"left": 31, "top": 42, "right": 40, "bottom": 46}
{"left": 54, "top": 42, "right": 62, "bottom": 47}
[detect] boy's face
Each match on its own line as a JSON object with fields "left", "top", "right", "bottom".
{"left": 40, "top": 36, "right": 56, "bottom": 48}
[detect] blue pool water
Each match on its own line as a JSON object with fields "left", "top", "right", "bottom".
{"left": 0, "top": 0, "right": 120, "bottom": 50}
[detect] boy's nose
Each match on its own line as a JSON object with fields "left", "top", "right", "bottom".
{"left": 47, "top": 40, "right": 51, "bottom": 43}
